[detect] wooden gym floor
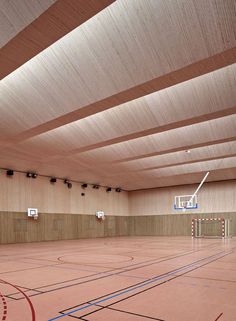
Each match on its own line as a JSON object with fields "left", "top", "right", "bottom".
{"left": 0, "top": 236, "right": 236, "bottom": 321}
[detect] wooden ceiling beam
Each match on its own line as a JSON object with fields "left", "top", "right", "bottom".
{"left": 106, "top": 154, "right": 236, "bottom": 177}
{"left": 0, "top": 0, "right": 115, "bottom": 79}
{"left": 1, "top": 48, "right": 235, "bottom": 147}
{"left": 108, "top": 136, "right": 236, "bottom": 164}
{"left": 128, "top": 168, "right": 236, "bottom": 191}
{"left": 44, "top": 106, "right": 236, "bottom": 158}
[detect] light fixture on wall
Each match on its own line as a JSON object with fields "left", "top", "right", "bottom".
{"left": 6, "top": 169, "right": 14, "bottom": 176}
{"left": 50, "top": 177, "right": 57, "bottom": 184}
{"left": 26, "top": 172, "right": 33, "bottom": 178}
{"left": 26, "top": 172, "right": 38, "bottom": 178}
{"left": 63, "top": 179, "right": 72, "bottom": 189}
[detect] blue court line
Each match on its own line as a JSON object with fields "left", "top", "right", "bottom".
{"left": 48, "top": 251, "right": 231, "bottom": 321}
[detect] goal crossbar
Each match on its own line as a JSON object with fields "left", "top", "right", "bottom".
{"left": 192, "top": 218, "right": 231, "bottom": 238}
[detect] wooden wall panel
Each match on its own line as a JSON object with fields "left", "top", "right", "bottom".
{"left": 128, "top": 212, "right": 236, "bottom": 237}
{"left": 0, "top": 171, "right": 129, "bottom": 216}
{"left": 130, "top": 180, "right": 236, "bottom": 215}
{"left": 0, "top": 212, "right": 129, "bottom": 244}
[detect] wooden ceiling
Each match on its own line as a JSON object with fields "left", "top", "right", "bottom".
{"left": 0, "top": 0, "right": 235, "bottom": 191}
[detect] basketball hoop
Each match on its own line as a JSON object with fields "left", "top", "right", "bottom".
{"left": 174, "top": 172, "right": 209, "bottom": 211}
{"left": 95, "top": 211, "right": 105, "bottom": 222}
{"left": 27, "top": 208, "right": 39, "bottom": 221}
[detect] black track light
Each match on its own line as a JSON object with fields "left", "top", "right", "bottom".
{"left": 67, "top": 182, "right": 72, "bottom": 189}
{"left": 64, "top": 179, "right": 69, "bottom": 184}
{"left": 106, "top": 187, "right": 112, "bottom": 192}
{"left": 81, "top": 183, "right": 87, "bottom": 189}
{"left": 115, "top": 188, "right": 122, "bottom": 193}
{"left": 26, "top": 172, "right": 32, "bottom": 178}
{"left": 26, "top": 172, "right": 37, "bottom": 178}
{"left": 93, "top": 184, "right": 100, "bottom": 189}
{"left": 6, "top": 169, "right": 14, "bottom": 176}
{"left": 50, "top": 177, "right": 57, "bottom": 183}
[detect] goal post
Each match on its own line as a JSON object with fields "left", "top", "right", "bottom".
{"left": 192, "top": 218, "right": 232, "bottom": 238}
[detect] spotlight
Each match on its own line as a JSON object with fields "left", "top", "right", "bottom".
{"left": 6, "top": 169, "right": 14, "bottom": 176}
{"left": 26, "top": 172, "right": 33, "bottom": 178}
{"left": 50, "top": 177, "right": 57, "bottom": 183}
{"left": 81, "top": 183, "right": 87, "bottom": 189}
{"left": 93, "top": 184, "right": 100, "bottom": 189}
{"left": 106, "top": 187, "right": 112, "bottom": 192}
{"left": 81, "top": 193, "right": 85, "bottom": 196}
{"left": 185, "top": 150, "right": 191, "bottom": 154}
{"left": 115, "top": 188, "right": 122, "bottom": 193}
{"left": 67, "top": 182, "right": 72, "bottom": 189}
{"left": 64, "top": 179, "right": 69, "bottom": 184}
{"left": 32, "top": 173, "right": 38, "bottom": 179}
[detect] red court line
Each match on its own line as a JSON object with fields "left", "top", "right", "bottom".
{"left": 0, "top": 292, "right": 8, "bottom": 321}
{"left": 0, "top": 279, "right": 35, "bottom": 321}
{"left": 215, "top": 313, "right": 223, "bottom": 321}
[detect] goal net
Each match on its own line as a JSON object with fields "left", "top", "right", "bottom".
{"left": 192, "top": 218, "right": 231, "bottom": 238}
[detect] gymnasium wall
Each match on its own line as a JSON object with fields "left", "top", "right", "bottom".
{"left": 0, "top": 171, "right": 129, "bottom": 215}
{"left": 128, "top": 213, "right": 236, "bottom": 236}
{"left": 129, "top": 180, "right": 236, "bottom": 236}
{"left": 0, "top": 171, "right": 129, "bottom": 243}
{"left": 1, "top": 170, "right": 236, "bottom": 243}
{"left": 0, "top": 212, "right": 129, "bottom": 244}
{"left": 129, "top": 180, "right": 236, "bottom": 215}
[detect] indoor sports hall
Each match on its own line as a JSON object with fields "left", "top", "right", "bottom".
{"left": 0, "top": 1, "right": 235, "bottom": 321}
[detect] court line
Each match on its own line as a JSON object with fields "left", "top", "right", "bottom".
{"left": 49, "top": 250, "right": 232, "bottom": 321}
{"left": 58, "top": 244, "right": 231, "bottom": 314}
{"left": 183, "top": 275, "right": 236, "bottom": 283}
{"left": 215, "top": 312, "right": 223, "bottom": 320}
{"left": 6, "top": 247, "right": 202, "bottom": 300}
{"left": 0, "top": 292, "right": 8, "bottom": 321}
{"left": 0, "top": 279, "right": 35, "bottom": 321}
{"left": 4, "top": 242, "right": 227, "bottom": 305}
{"left": 94, "top": 305, "right": 164, "bottom": 321}
{"left": 64, "top": 304, "right": 165, "bottom": 321}
{"left": 0, "top": 263, "right": 62, "bottom": 275}
{"left": 67, "top": 250, "right": 233, "bottom": 320}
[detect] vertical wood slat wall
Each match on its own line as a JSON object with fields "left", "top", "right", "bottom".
{"left": 0, "top": 172, "right": 235, "bottom": 244}
{"left": 0, "top": 212, "right": 130, "bottom": 244}
{"left": 128, "top": 212, "right": 236, "bottom": 237}
{"left": 0, "top": 211, "right": 235, "bottom": 244}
